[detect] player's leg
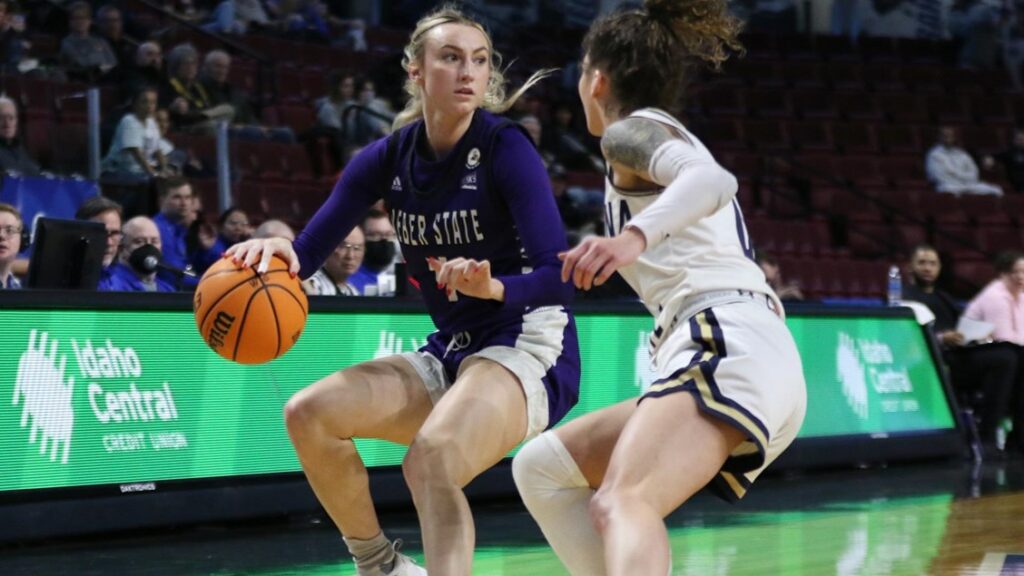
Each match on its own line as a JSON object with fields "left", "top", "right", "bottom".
{"left": 284, "top": 356, "right": 433, "bottom": 571}
{"left": 512, "top": 399, "right": 636, "bottom": 576}
{"left": 592, "top": 392, "right": 746, "bottom": 575}
{"left": 592, "top": 302, "right": 806, "bottom": 575}
{"left": 400, "top": 358, "right": 529, "bottom": 576}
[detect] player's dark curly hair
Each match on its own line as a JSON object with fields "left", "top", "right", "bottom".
{"left": 581, "top": 0, "right": 743, "bottom": 115}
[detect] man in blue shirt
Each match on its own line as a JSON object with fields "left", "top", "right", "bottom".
{"left": 0, "top": 202, "right": 25, "bottom": 289}
{"left": 99, "top": 215, "right": 175, "bottom": 292}
{"left": 152, "top": 176, "right": 194, "bottom": 272}
{"left": 75, "top": 195, "right": 124, "bottom": 290}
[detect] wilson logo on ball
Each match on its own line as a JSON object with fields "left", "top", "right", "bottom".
{"left": 208, "top": 311, "right": 236, "bottom": 349}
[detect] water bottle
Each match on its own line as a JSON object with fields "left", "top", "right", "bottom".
{"left": 887, "top": 265, "right": 902, "bottom": 306}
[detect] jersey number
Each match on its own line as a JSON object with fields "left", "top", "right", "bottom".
{"left": 604, "top": 200, "right": 633, "bottom": 237}
{"left": 732, "top": 199, "right": 755, "bottom": 261}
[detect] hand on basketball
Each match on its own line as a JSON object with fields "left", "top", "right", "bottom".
{"left": 224, "top": 237, "right": 300, "bottom": 277}
{"left": 560, "top": 227, "right": 647, "bottom": 291}
{"left": 427, "top": 257, "right": 504, "bottom": 301}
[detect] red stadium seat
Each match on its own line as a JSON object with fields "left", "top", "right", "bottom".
{"left": 877, "top": 125, "right": 923, "bottom": 154}
{"left": 878, "top": 93, "right": 929, "bottom": 124}
{"left": 927, "top": 94, "right": 972, "bottom": 125}
{"left": 835, "top": 92, "right": 883, "bottom": 122}
{"left": 789, "top": 121, "right": 834, "bottom": 152}
{"left": 791, "top": 90, "right": 840, "bottom": 120}
{"left": 748, "top": 89, "right": 791, "bottom": 118}
{"left": 832, "top": 122, "right": 878, "bottom": 154}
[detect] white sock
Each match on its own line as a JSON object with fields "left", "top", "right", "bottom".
{"left": 512, "top": 431, "right": 607, "bottom": 576}
{"left": 343, "top": 531, "right": 395, "bottom": 573}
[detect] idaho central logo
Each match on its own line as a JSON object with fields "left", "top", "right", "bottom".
{"left": 13, "top": 330, "right": 75, "bottom": 464}
{"left": 466, "top": 147, "right": 481, "bottom": 169}
{"left": 836, "top": 332, "right": 869, "bottom": 421}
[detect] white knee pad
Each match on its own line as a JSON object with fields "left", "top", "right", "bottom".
{"left": 513, "top": 431, "right": 589, "bottom": 494}
{"left": 513, "top": 432, "right": 607, "bottom": 576}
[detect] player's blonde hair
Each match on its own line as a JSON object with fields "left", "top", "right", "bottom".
{"left": 393, "top": 4, "right": 553, "bottom": 130}
{"left": 582, "top": 0, "right": 743, "bottom": 115}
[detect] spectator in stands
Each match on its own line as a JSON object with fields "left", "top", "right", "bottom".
{"left": 926, "top": 126, "right": 1003, "bottom": 196}
{"left": 152, "top": 176, "right": 194, "bottom": 274}
{"left": 316, "top": 70, "right": 356, "bottom": 133}
{"left": 0, "top": 96, "right": 41, "bottom": 177}
{"left": 350, "top": 208, "right": 397, "bottom": 296}
{"left": 162, "top": 43, "right": 234, "bottom": 134}
{"left": 860, "top": 0, "right": 945, "bottom": 39}
{"left": 191, "top": 206, "right": 250, "bottom": 275}
{"left": 904, "top": 245, "right": 1018, "bottom": 457}
{"left": 949, "top": 0, "right": 1006, "bottom": 70}
{"left": 315, "top": 70, "right": 357, "bottom": 167}
{"left": 964, "top": 251, "right": 1024, "bottom": 345}
{"left": 302, "top": 227, "right": 365, "bottom": 296}
{"left": 75, "top": 195, "right": 124, "bottom": 288}
{"left": 518, "top": 114, "right": 555, "bottom": 167}
{"left": 831, "top": 0, "right": 862, "bottom": 40}
{"left": 95, "top": 5, "right": 133, "bottom": 68}
{"left": 99, "top": 215, "right": 176, "bottom": 291}
{"left": 743, "top": 0, "right": 798, "bottom": 33}
{"left": 756, "top": 252, "right": 804, "bottom": 301}
{"left": 0, "top": 202, "right": 23, "bottom": 289}
{"left": 961, "top": 250, "right": 1024, "bottom": 455}
{"left": 121, "top": 42, "right": 164, "bottom": 103}
{"left": 200, "top": 50, "right": 292, "bottom": 142}
{"left": 352, "top": 77, "right": 391, "bottom": 144}
{"left": 0, "top": 1, "right": 31, "bottom": 74}
{"left": 548, "top": 163, "right": 594, "bottom": 245}
{"left": 101, "top": 86, "right": 168, "bottom": 184}
{"left": 253, "top": 218, "right": 295, "bottom": 240}
{"left": 200, "top": 50, "right": 254, "bottom": 126}
{"left": 544, "top": 102, "right": 602, "bottom": 172}
{"left": 59, "top": 1, "right": 118, "bottom": 83}
{"left": 983, "top": 127, "right": 1024, "bottom": 194}
{"left": 101, "top": 85, "right": 167, "bottom": 182}
{"left": 162, "top": 0, "right": 205, "bottom": 24}
{"left": 204, "top": 0, "right": 275, "bottom": 35}
{"left": 155, "top": 108, "right": 189, "bottom": 175}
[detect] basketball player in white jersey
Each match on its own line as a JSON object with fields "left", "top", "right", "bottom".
{"left": 511, "top": 1, "right": 807, "bottom": 575}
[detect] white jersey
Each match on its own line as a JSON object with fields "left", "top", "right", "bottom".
{"left": 604, "top": 108, "right": 777, "bottom": 342}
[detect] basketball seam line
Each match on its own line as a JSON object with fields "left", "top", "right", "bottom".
{"left": 198, "top": 269, "right": 260, "bottom": 331}
{"left": 232, "top": 284, "right": 268, "bottom": 362}
{"left": 256, "top": 274, "right": 283, "bottom": 359}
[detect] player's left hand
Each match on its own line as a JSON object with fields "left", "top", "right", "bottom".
{"left": 560, "top": 227, "right": 647, "bottom": 291}
{"left": 427, "top": 257, "right": 504, "bottom": 301}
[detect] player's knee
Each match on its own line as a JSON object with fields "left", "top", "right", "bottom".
{"left": 589, "top": 486, "right": 632, "bottom": 534}
{"left": 402, "top": 431, "right": 459, "bottom": 491}
{"left": 512, "top": 432, "right": 559, "bottom": 496}
{"left": 283, "top": 389, "right": 318, "bottom": 438}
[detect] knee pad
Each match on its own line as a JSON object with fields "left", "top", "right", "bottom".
{"left": 513, "top": 431, "right": 589, "bottom": 496}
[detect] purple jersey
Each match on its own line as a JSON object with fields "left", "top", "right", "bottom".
{"left": 293, "top": 110, "right": 580, "bottom": 426}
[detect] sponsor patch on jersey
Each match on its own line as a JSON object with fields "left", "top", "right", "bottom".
{"left": 391, "top": 176, "right": 402, "bottom": 191}
{"left": 461, "top": 172, "right": 478, "bottom": 190}
{"left": 466, "top": 147, "right": 481, "bottom": 170}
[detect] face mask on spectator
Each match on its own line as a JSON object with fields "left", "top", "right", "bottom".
{"left": 363, "top": 239, "right": 395, "bottom": 272}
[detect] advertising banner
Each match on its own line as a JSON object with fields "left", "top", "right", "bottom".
{"left": 0, "top": 309, "right": 954, "bottom": 494}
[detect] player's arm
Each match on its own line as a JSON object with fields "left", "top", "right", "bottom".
{"left": 601, "top": 116, "right": 738, "bottom": 251}
{"left": 492, "top": 128, "right": 576, "bottom": 308}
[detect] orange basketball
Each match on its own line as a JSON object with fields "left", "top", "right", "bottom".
{"left": 193, "top": 255, "right": 308, "bottom": 365}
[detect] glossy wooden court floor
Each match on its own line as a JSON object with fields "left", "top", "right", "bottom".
{"left": 3, "top": 458, "right": 1023, "bottom": 575}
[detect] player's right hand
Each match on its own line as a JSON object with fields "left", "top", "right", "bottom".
{"left": 224, "top": 237, "right": 300, "bottom": 277}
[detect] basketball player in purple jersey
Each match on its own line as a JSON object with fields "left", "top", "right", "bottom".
{"left": 226, "top": 6, "right": 580, "bottom": 576}
{"left": 512, "top": 1, "right": 807, "bottom": 575}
